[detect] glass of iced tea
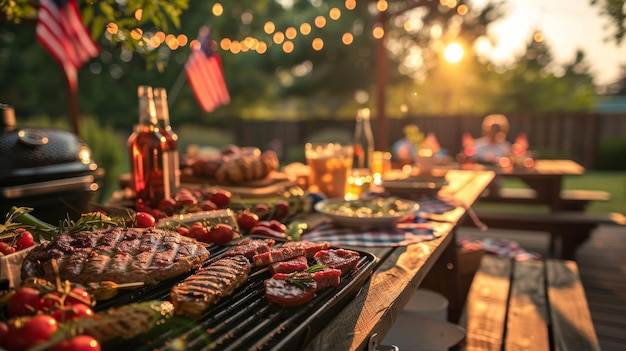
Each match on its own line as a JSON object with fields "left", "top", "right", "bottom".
{"left": 305, "top": 143, "right": 353, "bottom": 199}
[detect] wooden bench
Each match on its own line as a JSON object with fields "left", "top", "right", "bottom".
{"left": 481, "top": 188, "right": 611, "bottom": 211}
{"left": 460, "top": 255, "right": 600, "bottom": 351}
{"left": 461, "top": 210, "right": 626, "bottom": 260}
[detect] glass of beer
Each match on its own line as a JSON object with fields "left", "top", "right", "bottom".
{"left": 305, "top": 143, "right": 353, "bottom": 198}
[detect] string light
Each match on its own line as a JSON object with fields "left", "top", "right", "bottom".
{"left": 285, "top": 27, "right": 297, "bottom": 39}
{"left": 212, "top": 3, "right": 223, "bottom": 16}
{"left": 329, "top": 8, "right": 341, "bottom": 20}
{"left": 312, "top": 38, "right": 324, "bottom": 50}
{"left": 300, "top": 23, "right": 312, "bottom": 35}
{"left": 314, "top": 16, "right": 326, "bottom": 28}
{"left": 264, "top": 21, "right": 276, "bottom": 34}
{"left": 342, "top": 32, "right": 354, "bottom": 45}
{"left": 345, "top": 0, "right": 356, "bottom": 10}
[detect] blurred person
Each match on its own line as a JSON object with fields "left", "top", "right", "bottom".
{"left": 392, "top": 124, "right": 421, "bottom": 166}
{"left": 473, "top": 114, "right": 512, "bottom": 164}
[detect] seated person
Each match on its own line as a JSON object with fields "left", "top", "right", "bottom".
{"left": 473, "top": 114, "right": 512, "bottom": 164}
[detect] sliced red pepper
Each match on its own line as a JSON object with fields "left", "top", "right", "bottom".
{"left": 255, "top": 220, "right": 287, "bottom": 233}
{"left": 250, "top": 225, "right": 287, "bottom": 238}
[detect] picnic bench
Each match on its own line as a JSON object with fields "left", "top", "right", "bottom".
{"left": 481, "top": 187, "right": 611, "bottom": 211}
{"left": 462, "top": 210, "right": 626, "bottom": 260}
{"left": 460, "top": 255, "right": 600, "bottom": 351}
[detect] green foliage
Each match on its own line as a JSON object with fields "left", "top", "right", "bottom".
{"left": 79, "top": 116, "right": 126, "bottom": 203}
{"left": 595, "top": 137, "right": 626, "bottom": 170}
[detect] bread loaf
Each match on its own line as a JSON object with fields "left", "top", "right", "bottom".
{"left": 187, "top": 147, "right": 279, "bottom": 184}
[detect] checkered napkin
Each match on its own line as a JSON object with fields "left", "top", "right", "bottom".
{"left": 301, "top": 215, "right": 445, "bottom": 247}
{"left": 413, "top": 194, "right": 457, "bottom": 215}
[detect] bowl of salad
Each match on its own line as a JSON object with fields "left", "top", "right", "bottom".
{"left": 314, "top": 196, "right": 419, "bottom": 229}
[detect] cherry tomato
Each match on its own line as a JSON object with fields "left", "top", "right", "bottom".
{"left": 158, "top": 197, "right": 178, "bottom": 215}
{"left": 50, "top": 335, "right": 101, "bottom": 351}
{"left": 8, "top": 314, "right": 58, "bottom": 351}
{"left": 208, "top": 189, "right": 231, "bottom": 208}
{"left": 237, "top": 212, "right": 259, "bottom": 231}
{"left": 0, "top": 321, "right": 8, "bottom": 348}
{"left": 0, "top": 242, "right": 16, "bottom": 255}
{"left": 134, "top": 211, "right": 156, "bottom": 228}
{"left": 7, "top": 286, "right": 43, "bottom": 317}
{"left": 206, "top": 223, "right": 234, "bottom": 245}
{"left": 188, "top": 222, "right": 208, "bottom": 240}
{"left": 272, "top": 200, "right": 290, "bottom": 221}
{"left": 175, "top": 189, "right": 198, "bottom": 206}
{"left": 254, "top": 203, "right": 272, "bottom": 220}
{"left": 176, "top": 226, "right": 190, "bottom": 237}
{"left": 15, "top": 231, "right": 35, "bottom": 250}
{"left": 51, "top": 303, "right": 94, "bottom": 322}
{"left": 40, "top": 287, "right": 92, "bottom": 311}
{"left": 199, "top": 200, "right": 218, "bottom": 211}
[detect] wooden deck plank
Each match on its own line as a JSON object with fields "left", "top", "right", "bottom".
{"left": 546, "top": 259, "right": 600, "bottom": 351}
{"left": 464, "top": 255, "right": 512, "bottom": 351}
{"left": 505, "top": 260, "right": 550, "bottom": 351}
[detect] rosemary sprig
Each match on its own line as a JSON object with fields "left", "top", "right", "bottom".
{"left": 285, "top": 264, "right": 327, "bottom": 288}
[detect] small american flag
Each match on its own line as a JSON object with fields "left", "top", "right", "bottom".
{"left": 185, "top": 26, "right": 230, "bottom": 113}
{"left": 36, "top": 0, "right": 99, "bottom": 91}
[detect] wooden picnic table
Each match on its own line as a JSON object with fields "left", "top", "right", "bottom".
{"left": 302, "top": 169, "right": 495, "bottom": 351}
{"left": 479, "top": 159, "right": 586, "bottom": 211}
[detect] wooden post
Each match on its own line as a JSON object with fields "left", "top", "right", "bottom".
{"left": 375, "top": 11, "right": 388, "bottom": 151}
{"left": 66, "top": 74, "right": 80, "bottom": 135}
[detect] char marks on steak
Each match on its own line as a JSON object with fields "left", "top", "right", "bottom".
{"left": 224, "top": 238, "right": 276, "bottom": 258}
{"left": 269, "top": 255, "right": 308, "bottom": 274}
{"left": 281, "top": 241, "right": 330, "bottom": 259}
{"left": 253, "top": 246, "right": 307, "bottom": 267}
{"left": 20, "top": 227, "right": 210, "bottom": 286}
{"left": 314, "top": 249, "right": 360, "bottom": 274}
{"left": 170, "top": 255, "right": 251, "bottom": 319}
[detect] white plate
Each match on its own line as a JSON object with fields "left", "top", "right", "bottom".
{"left": 156, "top": 209, "right": 239, "bottom": 231}
{"left": 314, "top": 197, "right": 419, "bottom": 229}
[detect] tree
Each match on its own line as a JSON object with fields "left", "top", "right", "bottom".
{"left": 591, "top": 0, "right": 626, "bottom": 44}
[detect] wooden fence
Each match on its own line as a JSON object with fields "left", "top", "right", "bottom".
{"left": 218, "top": 113, "right": 626, "bottom": 168}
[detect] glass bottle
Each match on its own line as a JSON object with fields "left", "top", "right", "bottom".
{"left": 153, "top": 87, "right": 180, "bottom": 199}
{"left": 127, "top": 85, "right": 166, "bottom": 210}
{"left": 353, "top": 108, "right": 375, "bottom": 171}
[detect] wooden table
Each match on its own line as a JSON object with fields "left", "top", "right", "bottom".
{"left": 303, "top": 169, "right": 495, "bottom": 351}
{"left": 464, "top": 159, "right": 585, "bottom": 211}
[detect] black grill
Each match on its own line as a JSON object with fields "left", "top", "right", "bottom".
{"left": 96, "top": 240, "right": 377, "bottom": 351}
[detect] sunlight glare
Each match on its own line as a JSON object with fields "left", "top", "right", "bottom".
{"left": 444, "top": 43, "right": 464, "bottom": 63}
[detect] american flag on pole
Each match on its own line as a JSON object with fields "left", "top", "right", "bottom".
{"left": 36, "top": 0, "right": 99, "bottom": 92}
{"left": 185, "top": 26, "right": 230, "bottom": 113}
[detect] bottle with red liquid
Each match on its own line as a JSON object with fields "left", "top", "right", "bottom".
{"left": 153, "top": 87, "right": 180, "bottom": 200}
{"left": 127, "top": 85, "right": 166, "bottom": 210}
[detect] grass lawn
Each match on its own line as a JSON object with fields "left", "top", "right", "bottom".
{"left": 477, "top": 171, "right": 626, "bottom": 214}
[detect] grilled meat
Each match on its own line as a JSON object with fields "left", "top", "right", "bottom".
{"left": 281, "top": 241, "right": 330, "bottom": 258}
{"left": 265, "top": 273, "right": 317, "bottom": 307}
{"left": 314, "top": 249, "right": 360, "bottom": 274}
{"left": 21, "top": 227, "right": 210, "bottom": 285}
{"left": 269, "top": 256, "right": 308, "bottom": 274}
{"left": 253, "top": 246, "right": 307, "bottom": 266}
{"left": 170, "top": 255, "right": 251, "bottom": 319}
{"left": 224, "top": 237, "right": 276, "bottom": 258}
{"left": 312, "top": 268, "right": 342, "bottom": 290}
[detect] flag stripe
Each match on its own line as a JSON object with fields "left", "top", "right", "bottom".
{"left": 36, "top": 0, "right": 99, "bottom": 91}
{"left": 184, "top": 26, "right": 230, "bottom": 113}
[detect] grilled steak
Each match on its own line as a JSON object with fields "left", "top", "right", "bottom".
{"left": 265, "top": 273, "right": 317, "bottom": 307}
{"left": 312, "top": 268, "right": 342, "bottom": 290}
{"left": 281, "top": 241, "right": 330, "bottom": 258}
{"left": 170, "top": 255, "right": 251, "bottom": 319}
{"left": 269, "top": 255, "right": 308, "bottom": 274}
{"left": 314, "top": 249, "right": 360, "bottom": 274}
{"left": 253, "top": 246, "right": 307, "bottom": 266}
{"left": 21, "top": 227, "right": 210, "bottom": 286}
{"left": 224, "top": 237, "right": 276, "bottom": 258}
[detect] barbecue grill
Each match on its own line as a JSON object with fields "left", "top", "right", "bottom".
{"left": 96, "top": 240, "right": 377, "bottom": 351}
{"left": 0, "top": 104, "right": 102, "bottom": 223}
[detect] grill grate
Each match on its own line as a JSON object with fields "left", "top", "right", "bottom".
{"left": 97, "top": 239, "right": 377, "bottom": 351}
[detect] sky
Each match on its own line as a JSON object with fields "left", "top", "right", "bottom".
{"left": 475, "top": 0, "right": 625, "bottom": 86}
